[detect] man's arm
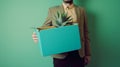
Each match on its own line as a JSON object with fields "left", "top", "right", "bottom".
{"left": 83, "top": 8, "right": 91, "bottom": 56}
{"left": 83, "top": 8, "right": 91, "bottom": 65}
{"left": 32, "top": 8, "right": 52, "bottom": 43}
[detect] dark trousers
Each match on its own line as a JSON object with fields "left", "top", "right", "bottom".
{"left": 53, "top": 50, "right": 84, "bottom": 67}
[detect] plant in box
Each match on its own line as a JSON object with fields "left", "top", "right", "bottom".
{"left": 37, "top": 12, "right": 73, "bottom": 31}
{"left": 53, "top": 12, "right": 73, "bottom": 27}
{"left": 36, "top": 12, "right": 81, "bottom": 56}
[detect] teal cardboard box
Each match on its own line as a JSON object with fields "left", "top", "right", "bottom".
{"left": 36, "top": 24, "right": 81, "bottom": 56}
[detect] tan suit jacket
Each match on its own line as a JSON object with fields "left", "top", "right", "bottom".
{"left": 42, "top": 5, "right": 91, "bottom": 59}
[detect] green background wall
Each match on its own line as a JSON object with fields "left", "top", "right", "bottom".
{"left": 0, "top": 0, "right": 120, "bottom": 67}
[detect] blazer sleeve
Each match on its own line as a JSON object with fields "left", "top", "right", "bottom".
{"left": 42, "top": 8, "right": 52, "bottom": 26}
{"left": 83, "top": 8, "right": 91, "bottom": 56}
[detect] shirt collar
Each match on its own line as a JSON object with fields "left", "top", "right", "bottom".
{"left": 62, "top": 3, "right": 74, "bottom": 9}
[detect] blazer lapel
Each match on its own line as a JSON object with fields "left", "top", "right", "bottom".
{"left": 74, "top": 5, "right": 79, "bottom": 22}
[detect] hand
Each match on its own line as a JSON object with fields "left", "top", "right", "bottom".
{"left": 32, "top": 32, "right": 38, "bottom": 43}
{"left": 84, "top": 56, "right": 91, "bottom": 65}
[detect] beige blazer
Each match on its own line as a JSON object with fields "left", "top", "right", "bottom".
{"left": 42, "top": 5, "right": 91, "bottom": 59}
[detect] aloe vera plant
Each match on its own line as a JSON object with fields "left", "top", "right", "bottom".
{"left": 53, "top": 11, "right": 73, "bottom": 27}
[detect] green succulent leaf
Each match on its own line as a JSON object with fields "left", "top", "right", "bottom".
{"left": 62, "top": 21, "right": 68, "bottom": 26}
{"left": 57, "top": 11, "right": 59, "bottom": 18}
{"left": 53, "top": 11, "right": 73, "bottom": 27}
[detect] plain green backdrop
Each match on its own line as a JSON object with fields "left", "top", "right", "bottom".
{"left": 0, "top": 0, "right": 120, "bottom": 67}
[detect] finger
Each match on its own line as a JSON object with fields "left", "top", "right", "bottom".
{"left": 33, "top": 38, "right": 38, "bottom": 43}
{"left": 32, "top": 34, "right": 37, "bottom": 38}
{"left": 32, "top": 32, "right": 38, "bottom": 37}
{"left": 33, "top": 38, "right": 38, "bottom": 40}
